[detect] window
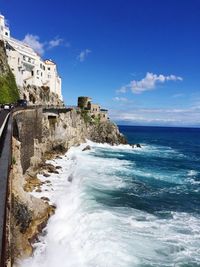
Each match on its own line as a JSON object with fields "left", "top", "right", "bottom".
{"left": 5, "top": 32, "right": 8, "bottom": 36}
{"left": 41, "top": 72, "right": 43, "bottom": 77}
{"left": 23, "top": 55, "right": 26, "bottom": 61}
{"left": 48, "top": 67, "right": 50, "bottom": 71}
{"left": 43, "top": 66, "right": 45, "bottom": 70}
{"left": 40, "top": 63, "right": 42, "bottom": 69}
{"left": 37, "top": 70, "right": 39, "bottom": 75}
{"left": 31, "top": 71, "right": 34, "bottom": 76}
{"left": 28, "top": 58, "right": 31, "bottom": 63}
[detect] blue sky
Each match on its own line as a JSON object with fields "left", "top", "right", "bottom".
{"left": 1, "top": 0, "right": 200, "bottom": 126}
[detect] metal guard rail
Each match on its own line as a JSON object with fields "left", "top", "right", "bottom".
{"left": 0, "top": 114, "right": 12, "bottom": 266}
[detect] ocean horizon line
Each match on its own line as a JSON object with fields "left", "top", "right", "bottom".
{"left": 117, "top": 124, "right": 200, "bottom": 129}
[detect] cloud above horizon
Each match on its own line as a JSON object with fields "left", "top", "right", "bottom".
{"left": 117, "top": 72, "right": 183, "bottom": 94}
{"left": 22, "top": 34, "right": 68, "bottom": 55}
{"left": 77, "top": 49, "right": 91, "bottom": 62}
{"left": 48, "top": 37, "right": 64, "bottom": 49}
{"left": 113, "top": 97, "right": 129, "bottom": 102}
{"left": 109, "top": 106, "right": 200, "bottom": 127}
{"left": 23, "top": 34, "right": 45, "bottom": 55}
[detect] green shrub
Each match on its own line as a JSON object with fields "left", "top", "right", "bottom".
{"left": 93, "top": 116, "right": 100, "bottom": 125}
{"left": 0, "top": 70, "right": 19, "bottom": 104}
{"left": 12, "top": 156, "right": 16, "bottom": 165}
{"left": 81, "top": 110, "right": 92, "bottom": 124}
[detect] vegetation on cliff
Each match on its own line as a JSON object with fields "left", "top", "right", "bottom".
{"left": 0, "top": 40, "right": 19, "bottom": 104}
{"left": 0, "top": 71, "right": 19, "bottom": 104}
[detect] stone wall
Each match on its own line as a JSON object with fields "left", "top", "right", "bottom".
{"left": 13, "top": 108, "right": 126, "bottom": 174}
{"left": 13, "top": 109, "right": 43, "bottom": 173}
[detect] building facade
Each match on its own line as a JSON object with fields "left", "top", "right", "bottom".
{"left": 77, "top": 96, "right": 108, "bottom": 122}
{"left": 0, "top": 14, "right": 62, "bottom": 100}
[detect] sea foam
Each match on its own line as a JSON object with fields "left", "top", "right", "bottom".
{"left": 18, "top": 141, "right": 200, "bottom": 267}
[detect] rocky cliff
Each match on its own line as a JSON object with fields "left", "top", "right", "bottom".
{"left": 19, "top": 84, "right": 64, "bottom": 107}
{"left": 0, "top": 40, "right": 19, "bottom": 104}
{"left": 11, "top": 108, "right": 127, "bottom": 264}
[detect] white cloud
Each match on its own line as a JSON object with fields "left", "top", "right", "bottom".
{"left": 23, "top": 34, "right": 45, "bottom": 55}
{"left": 113, "top": 97, "right": 128, "bottom": 102}
{"left": 117, "top": 86, "right": 127, "bottom": 93}
{"left": 48, "top": 37, "right": 64, "bottom": 49}
{"left": 109, "top": 106, "right": 200, "bottom": 127}
{"left": 172, "top": 93, "right": 185, "bottom": 98}
{"left": 117, "top": 72, "right": 183, "bottom": 94}
{"left": 77, "top": 49, "right": 91, "bottom": 62}
{"left": 23, "top": 34, "right": 68, "bottom": 55}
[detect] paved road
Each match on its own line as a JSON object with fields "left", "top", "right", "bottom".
{"left": 0, "top": 110, "right": 10, "bottom": 129}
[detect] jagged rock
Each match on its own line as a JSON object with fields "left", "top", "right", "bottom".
{"left": 43, "top": 173, "right": 50, "bottom": 177}
{"left": 68, "top": 174, "right": 73, "bottom": 182}
{"left": 82, "top": 145, "right": 91, "bottom": 151}
{"left": 88, "top": 121, "right": 127, "bottom": 145}
{"left": 24, "top": 176, "right": 42, "bottom": 192}
{"left": 56, "top": 166, "right": 62, "bottom": 169}
{"left": 41, "top": 197, "right": 50, "bottom": 202}
{"left": 41, "top": 163, "right": 59, "bottom": 174}
{"left": 36, "top": 188, "right": 42, "bottom": 193}
{"left": 131, "top": 144, "right": 142, "bottom": 148}
{"left": 12, "top": 195, "right": 33, "bottom": 234}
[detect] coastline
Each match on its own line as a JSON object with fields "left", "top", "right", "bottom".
{"left": 13, "top": 126, "right": 200, "bottom": 267}
{"left": 16, "top": 140, "right": 132, "bottom": 267}
{"left": 10, "top": 108, "right": 127, "bottom": 265}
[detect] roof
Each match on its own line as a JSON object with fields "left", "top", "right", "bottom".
{"left": 45, "top": 59, "right": 56, "bottom": 65}
{"left": 7, "top": 37, "right": 38, "bottom": 58}
{"left": 91, "top": 103, "right": 100, "bottom": 106}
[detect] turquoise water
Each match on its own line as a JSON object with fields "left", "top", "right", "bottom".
{"left": 20, "top": 126, "right": 200, "bottom": 267}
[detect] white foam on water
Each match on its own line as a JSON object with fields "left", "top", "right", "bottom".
{"left": 188, "top": 170, "right": 198, "bottom": 177}
{"left": 18, "top": 142, "right": 200, "bottom": 267}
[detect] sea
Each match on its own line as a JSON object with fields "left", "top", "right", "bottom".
{"left": 19, "top": 126, "right": 200, "bottom": 267}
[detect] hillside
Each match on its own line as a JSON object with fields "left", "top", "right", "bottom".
{"left": 0, "top": 40, "right": 19, "bottom": 104}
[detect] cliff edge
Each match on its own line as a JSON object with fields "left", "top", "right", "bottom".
{"left": 11, "top": 108, "right": 127, "bottom": 264}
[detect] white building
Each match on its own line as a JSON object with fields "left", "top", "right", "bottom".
{"left": 0, "top": 14, "right": 62, "bottom": 100}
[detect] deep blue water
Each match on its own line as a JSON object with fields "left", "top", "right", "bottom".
{"left": 116, "top": 126, "right": 200, "bottom": 217}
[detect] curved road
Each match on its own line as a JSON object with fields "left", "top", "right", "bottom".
{"left": 0, "top": 110, "right": 10, "bottom": 130}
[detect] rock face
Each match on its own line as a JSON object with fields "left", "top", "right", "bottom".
{"left": 11, "top": 107, "right": 127, "bottom": 263}
{"left": 11, "top": 138, "right": 55, "bottom": 261}
{"left": 20, "top": 84, "right": 64, "bottom": 107}
{"left": 82, "top": 145, "right": 91, "bottom": 151}
{"left": 88, "top": 121, "right": 127, "bottom": 145}
{"left": 13, "top": 108, "right": 127, "bottom": 175}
